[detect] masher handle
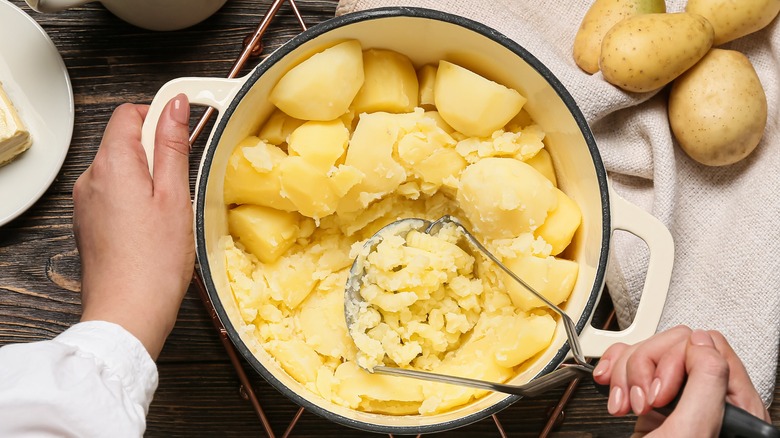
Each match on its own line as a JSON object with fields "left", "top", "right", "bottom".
{"left": 591, "top": 379, "right": 779, "bottom": 437}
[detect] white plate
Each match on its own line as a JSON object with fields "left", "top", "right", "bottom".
{"left": 0, "top": 0, "right": 74, "bottom": 226}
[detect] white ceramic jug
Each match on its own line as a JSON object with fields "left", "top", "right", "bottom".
{"left": 25, "top": 0, "right": 228, "bottom": 31}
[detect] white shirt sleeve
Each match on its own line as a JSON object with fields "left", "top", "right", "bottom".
{"left": 0, "top": 321, "right": 158, "bottom": 438}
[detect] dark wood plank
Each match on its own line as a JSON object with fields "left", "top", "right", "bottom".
{"left": 1, "top": 0, "right": 778, "bottom": 436}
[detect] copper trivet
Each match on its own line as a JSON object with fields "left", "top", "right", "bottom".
{"left": 185, "top": 2, "right": 614, "bottom": 436}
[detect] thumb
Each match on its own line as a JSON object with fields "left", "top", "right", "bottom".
{"left": 152, "top": 94, "right": 191, "bottom": 199}
{"left": 660, "top": 330, "right": 728, "bottom": 437}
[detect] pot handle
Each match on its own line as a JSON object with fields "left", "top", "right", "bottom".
{"left": 578, "top": 190, "right": 675, "bottom": 357}
{"left": 140, "top": 77, "right": 244, "bottom": 176}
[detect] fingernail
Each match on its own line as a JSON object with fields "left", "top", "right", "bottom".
{"left": 593, "top": 359, "right": 609, "bottom": 377}
{"left": 691, "top": 329, "right": 714, "bottom": 346}
{"left": 608, "top": 386, "right": 623, "bottom": 415}
{"left": 648, "top": 378, "right": 661, "bottom": 405}
{"left": 630, "top": 386, "right": 646, "bottom": 414}
{"left": 170, "top": 94, "right": 190, "bottom": 125}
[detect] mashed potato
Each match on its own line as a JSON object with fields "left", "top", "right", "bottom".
{"left": 222, "top": 41, "right": 583, "bottom": 415}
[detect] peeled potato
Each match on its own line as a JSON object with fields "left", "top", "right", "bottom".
{"left": 524, "top": 148, "right": 557, "bottom": 187}
{"left": 434, "top": 61, "right": 526, "bottom": 137}
{"left": 287, "top": 119, "right": 349, "bottom": 172}
{"left": 416, "top": 64, "right": 437, "bottom": 109}
{"left": 269, "top": 40, "right": 364, "bottom": 121}
{"left": 503, "top": 255, "right": 579, "bottom": 311}
{"left": 457, "top": 157, "right": 556, "bottom": 239}
{"left": 227, "top": 204, "right": 301, "bottom": 264}
{"left": 534, "top": 187, "right": 582, "bottom": 255}
{"left": 337, "top": 112, "right": 415, "bottom": 215}
{"left": 351, "top": 48, "right": 419, "bottom": 114}
{"left": 267, "top": 339, "right": 322, "bottom": 383}
{"left": 279, "top": 156, "right": 339, "bottom": 219}
{"left": 494, "top": 313, "right": 556, "bottom": 368}
{"left": 669, "top": 48, "right": 767, "bottom": 166}
{"left": 257, "top": 109, "right": 305, "bottom": 145}
{"left": 223, "top": 136, "right": 296, "bottom": 211}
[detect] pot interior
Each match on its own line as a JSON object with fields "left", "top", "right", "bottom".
{"left": 195, "top": 8, "right": 609, "bottom": 434}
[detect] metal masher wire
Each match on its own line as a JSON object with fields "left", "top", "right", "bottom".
{"left": 429, "top": 215, "right": 593, "bottom": 371}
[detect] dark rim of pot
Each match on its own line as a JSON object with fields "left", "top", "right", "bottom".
{"left": 195, "top": 6, "right": 611, "bottom": 435}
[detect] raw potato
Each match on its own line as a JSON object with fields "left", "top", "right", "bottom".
{"left": 686, "top": 0, "right": 780, "bottom": 45}
{"left": 227, "top": 204, "right": 301, "bottom": 264}
{"left": 351, "top": 49, "right": 419, "bottom": 114}
{"left": 600, "top": 13, "right": 714, "bottom": 92}
{"left": 669, "top": 48, "right": 767, "bottom": 166}
{"left": 573, "top": 0, "right": 666, "bottom": 74}
{"left": 434, "top": 60, "right": 526, "bottom": 137}
{"left": 269, "top": 40, "right": 364, "bottom": 121}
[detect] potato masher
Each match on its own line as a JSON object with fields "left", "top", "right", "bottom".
{"left": 344, "top": 215, "right": 594, "bottom": 397}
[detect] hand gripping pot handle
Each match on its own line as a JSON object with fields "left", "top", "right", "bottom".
{"left": 578, "top": 190, "right": 675, "bottom": 357}
{"left": 140, "top": 77, "right": 244, "bottom": 176}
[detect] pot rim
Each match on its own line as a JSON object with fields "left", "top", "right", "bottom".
{"left": 194, "top": 6, "right": 611, "bottom": 434}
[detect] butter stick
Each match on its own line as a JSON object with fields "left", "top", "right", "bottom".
{"left": 0, "top": 82, "right": 32, "bottom": 167}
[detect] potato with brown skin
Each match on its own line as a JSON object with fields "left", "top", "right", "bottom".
{"left": 600, "top": 13, "right": 714, "bottom": 93}
{"left": 573, "top": 0, "right": 666, "bottom": 74}
{"left": 669, "top": 49, "right": 767, "bottom": 166}
{"left": 686, "top": 0, "right": 780, "bottom": 45}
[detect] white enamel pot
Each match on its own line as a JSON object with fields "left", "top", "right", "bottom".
{"left": 140, "top": 7, "right": 674, "bottom": 434}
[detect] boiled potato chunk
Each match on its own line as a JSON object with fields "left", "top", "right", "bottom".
{"left": 267, "top": 339, "right": 322, "bottom": 383}
{"left": 223, "top": 136, "right": 296, "bottom": 211}
{"left": 534, "top": 188, "right": 582, "bottom": 255}
{"left": 424, "top": 110, "right": 455, "bottom": 135}
{"left": 434, "top": 61, "right": 526, "bottom": 137}
{"left": 263, "top": 251, "right": 319, "bottom": 309}
{"left": 417, "top": 64, "right": 437, "bottom": 109}
{"left": 227, "top": 204, "right": 301, "bottom": 264}
{"left": 506, "top": 108, "right": 535, "bottom": 132}
{"left": 457, "top": 158, "right": 557, "bottom": 239}
{"left": 414, "top": 147, "right": 467, "bottom": 189}
{"left": 351, "top": 49, "right": 419, "bottom": 114}
{"left": 257, "top": 109, "right": 305, "bottom": 145}
{"left": 503, "top": 255, "right": 579, "bottom": 311}
{"left": 298, "top": 282, "right": 356, "bottom": 360}
{"left": 524, "top": 148, "right": 557, "bottom": 186}
{"left": 337, "top": 112, "right": 416, "bottom": 215}
{"left": 334, "top": 362, "right": 424, "bottom": 409}
{"left": 287, "top": 119, "right": 349, "bottom": 172}
{"left": 669, "top": 48, "right": 767, "bottom": 166}
{"left": 279, "top": 156, "right": 339, "bottom": 219}
{"left": 269, "top": 40, "right": 364, "bottom": 121}
{"left": 494, "top": 313, "right": 556, "bottom": 368}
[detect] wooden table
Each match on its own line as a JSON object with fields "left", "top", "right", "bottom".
{"left": 1, "top": 0, "right": 778, "bottom": 436}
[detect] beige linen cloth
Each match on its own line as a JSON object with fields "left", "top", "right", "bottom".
{"left": 336, "top": 0, "right": 780, "bottom": 403}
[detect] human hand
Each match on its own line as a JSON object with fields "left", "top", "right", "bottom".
{"left": 73, "top": 95, "right": 194, "bottom": 360}
{"left": 592, "top": 325, "right": 769, "bottom": 437}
